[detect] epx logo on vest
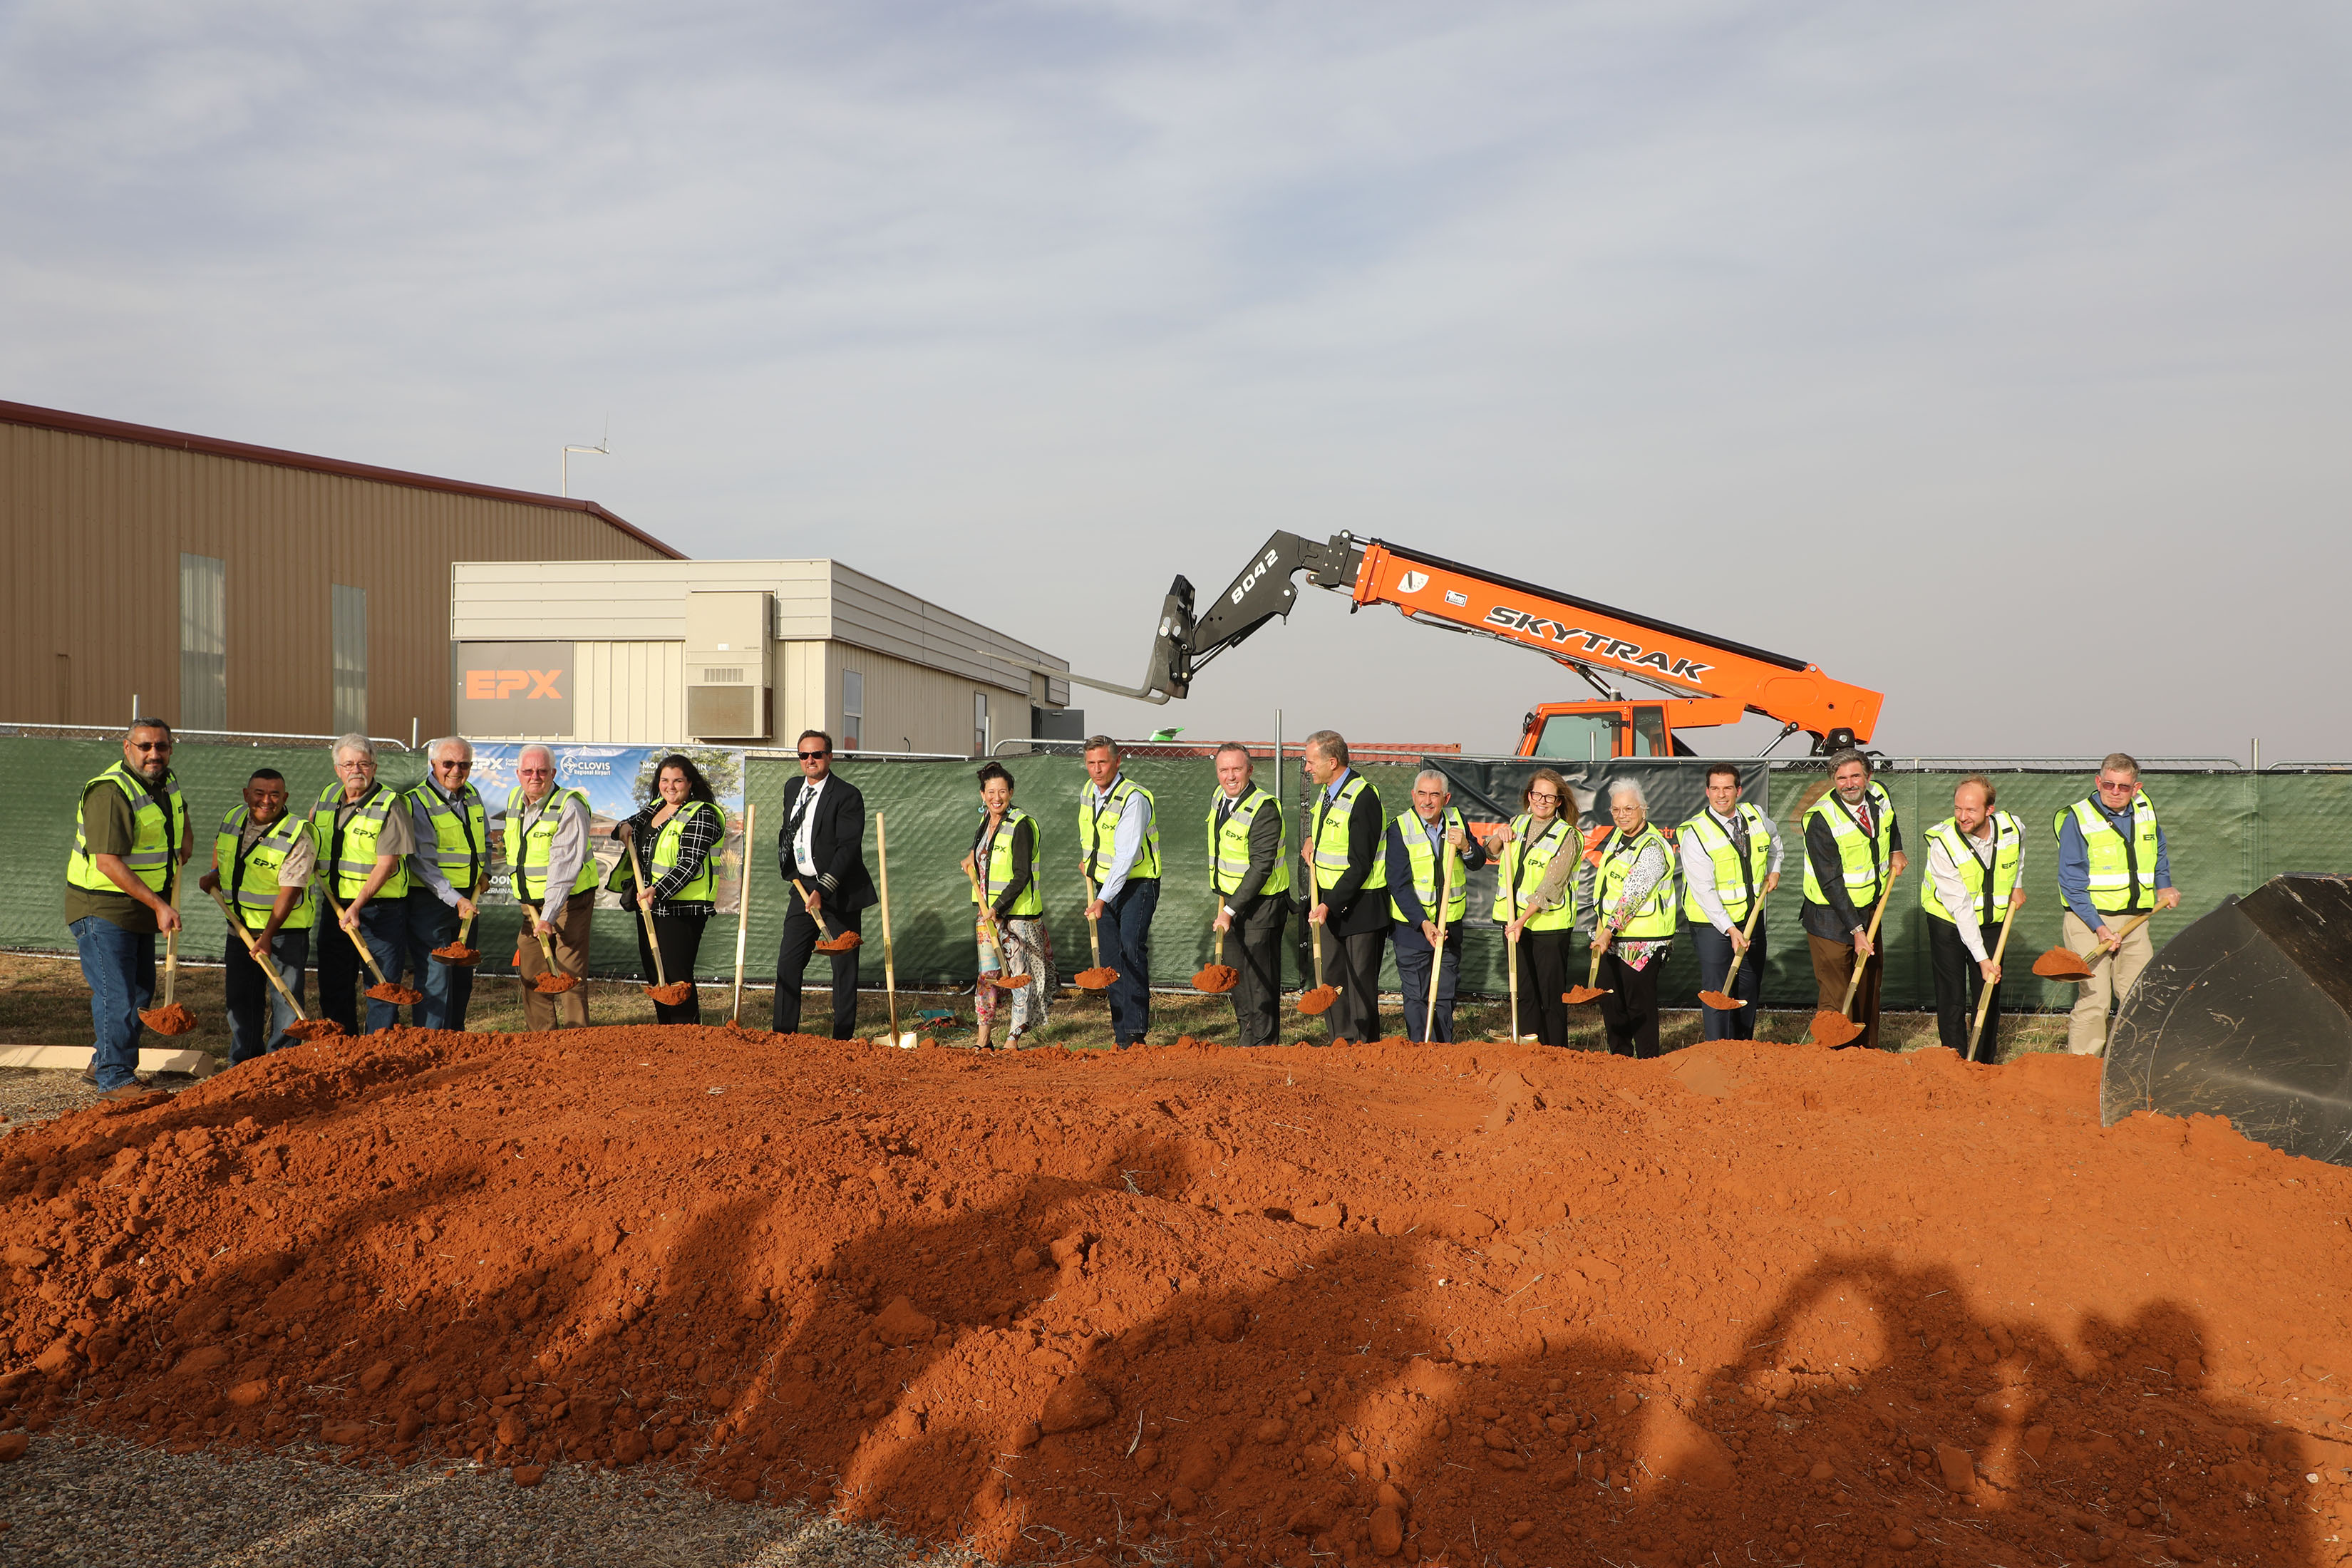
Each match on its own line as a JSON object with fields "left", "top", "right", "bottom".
{"left": 451, "top": 641, "right": 576, "bottom": 733}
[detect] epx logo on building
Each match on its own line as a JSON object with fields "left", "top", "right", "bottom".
{"left": 452, "top": 642, "right": 576, "bottom": 733}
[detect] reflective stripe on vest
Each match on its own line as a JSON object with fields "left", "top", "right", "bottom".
{"left": 408, "top": 780, "right": 488, "bottom": 892}
{"left": 311, "top": 780, "right": 410, "bottom": 901}
{"left": 66, "top": 763, "right": 188, "bottom": 895}
{"left": 651, "top": 800, "right": 719, "bottom": 904}
{"left": 1490, "top": 814, "right": 1577, "bottom": 931}
{"left": 1597, "top": 822, "right": 1678, "bottom": 940}
{"left": 975, "top": 808, "right": 1043, "bottom": 918}
{"left": 1079, "top": 776, "right": 1161, "bottom": 887}
{"left": 1802, "top": 781, "right": 1894, "bottom": 913}
{"left": 1388, "top": 808, "right": 1470, "bottom": 924}
{"left": 1922, "top": 811, "right": 2021, "bottom": 927}
{"left": 1678, "top": 804, "right": 1772, "bottom": 924}
{"left": 215, "top": 805, "right": 316, "bottom": 930}
{"left": 2056, "top": 793, "right": 2160, "bottom": 915}
{"left": 1206, "top": 787, "right": 1290, "bottom": 897}
{"left": 504, "top": 785, "right": 598, "bottom": 903}
{"left": 1309, "top": 774, "right": 1387, "bottom": 895}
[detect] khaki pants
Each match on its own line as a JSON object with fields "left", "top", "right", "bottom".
{"left": 1808, "top": 934, "right": 1885, "bottom": 1050}
{"left": 2061, "top": 909, "right": 2155, "bottom": 1056}
{"left": 517, "top": 892, "right": 594, "bottom": 1029}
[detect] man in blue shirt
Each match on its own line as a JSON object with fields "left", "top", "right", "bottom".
{"left": 2054, "top": 752, "right": 2181, "bottom": 1055}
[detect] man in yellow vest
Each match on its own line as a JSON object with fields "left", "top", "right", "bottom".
{"left": 503, "top": 743, "right": 597, "bottom": 1029}
{"left": 1300, "top": 729, "right": 1388, "bottom": 1044}
{"left": 198, "top": 767, "right": 316, "bottom": 1065}
{"left": 2054, "top": 752, "right": 2179, "bottom": 1056}
{"left": 1207, "top": 743, "right": 1290, "bottom": 1048}
{"left": 1592, "top": 780, "right": 1678, "bottom": 1058}
{"left": 1678, "top": 764, "right": 1782, "bottom": 1041}
{"left": 402, "top": 737, "right": 489, "bottom": 1031}
{"left": 311, "top": 732, "right": 415, "bottom": 1034}
{"left": 1922, "top": 775, "right": 2026, "bottom": 1062}
{"left": 1383, "top": 769, "right": 1488, "bottom": 1043}
{"left": 63, "top": 718, "right": 192, "bottom": 1097}
{"left": 1080, "top": 736, "right": 1162, "bottom": 1048}
{"left": 1801, "top": 748, "right": 1907, "bottom": 1050}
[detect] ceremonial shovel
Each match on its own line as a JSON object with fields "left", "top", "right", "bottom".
{"left": 2031, "top": 909, "right": 2157, "bottom": 981}
{"left": 1809, "top": 881, "right": 1896, "bottom": 1047}
{"left": 205, "top": 884, "right": 339, "bottom": 1040}
{"left": 1697, "top": 897, "right": 1768, "bottom": 1011}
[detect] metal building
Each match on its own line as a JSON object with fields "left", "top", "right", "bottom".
{"left": 449, "top": 559, "right": 1073, "bottom": 753}
{"left": 1, "top": 400, "right": 680, "bottom": 741}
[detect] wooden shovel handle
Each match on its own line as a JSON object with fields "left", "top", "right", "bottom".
{"left": 1837, "top": 881, "right": 1897, "bottom": 1015}
{"left": 730, "top": 803, "right": 755, "bottom": 1024}
{"left": 1966, "top": 910, "right": 2019, "bottom": 1056}
{"left": 321, "top": 887, "right": 393, "bottom": 984}
{"left": 205, "top": 884, "right": 312, "bottom": 1021}
{"left": 626, "top": 833, "right": 671, "bottom": 988}
{"left": 1718, "top": 894, "right": 1768, "bottom": 989}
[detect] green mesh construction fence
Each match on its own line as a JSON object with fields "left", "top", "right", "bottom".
{"left": 6, "top": 736, "right": 2341, "bottom": 1011}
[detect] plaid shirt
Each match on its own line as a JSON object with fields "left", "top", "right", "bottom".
{"left": 614, "top": 802, "right": 723, "bottom": 916}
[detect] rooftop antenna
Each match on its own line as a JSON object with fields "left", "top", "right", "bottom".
{"left": 562, "top": 415, "right": 611, "bottom": 497}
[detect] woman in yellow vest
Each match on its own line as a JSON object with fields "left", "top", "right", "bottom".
{"left": 962, "top": 761, "right": 1053, "bottom": 1048}
{"left": 1592, "top": 779, "right": 1678, "bottom": 1058}
{"left": 1489, "top": 768, "right": 1579, "bottom": 1048}
{"left": 611, "top": 755, "right": 726, "bottom": 1026}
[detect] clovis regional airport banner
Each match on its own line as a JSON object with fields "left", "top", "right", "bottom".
{"left": 469, "top": 744, "right": 749, "bottom": 917}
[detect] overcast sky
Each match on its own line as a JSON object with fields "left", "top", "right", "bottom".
{"left": 6, "top": 2, "right": 2347, "bottom": 761}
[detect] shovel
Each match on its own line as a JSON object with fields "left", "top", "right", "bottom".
{"left": 1563, "top": 927, "right": 1613, "bottom": 1005}
{"left": 2032, "top": 908, "right": 2157, "bottom": 981}
{"left": 1073, "top": 872, "right": 1118, "bottom": 991}
{"left": 728, "top": 803, "right": 756, "bottom": 1031}
{"left": 1298, "top": 913, "right": 1339, "bottom": 1016}
{"left": 1422, "top": 839, "right": 1455, "bottom": 1041}
{"left": 205, "top": 884, "right": 341, "bottom": 1041}
{"left": 138, "top": 870, "right": 199, "bottom": 1037}
{"left": 1698, "top": 897, "right": 1768, "bottom": 1011}
{"left": 794, "top": 877, "right": 863, "bottom": 953}
{"left": 872, "top": 810, "right": 914, "bottom": 1048}
{"left": 321, "top": 887, "right": 425, "bottom": 1005}
{"left": 626, "top": 831, "right": 696, "bottom": 1006}
{"left": 1192, "top": 921, "right": 1239, "bottom": 994}
{"left": 528, "top": 929, "right": 579, "bottom": 996}
{"left": 1809, "top": 881, "right": 1896, "bottom": 1047}
{"left": 964, "top": 864, "right": 1028, "bottom": 991}
{"left": 1490, "top": 925, "right": 1523, "bottom": 1044}
{"left": 1966, "top": 909, "right": 2021, "bottom": 1062}
{"left": 431, "top": 879, "right": 484, "bottom": 966}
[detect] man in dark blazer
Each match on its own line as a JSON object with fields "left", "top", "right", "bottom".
{"left": 1300, "top": 728, "right": 1388, "bottom": 1045}
{"left": 773, "top": 731, "right": 875, "bottom": 1038}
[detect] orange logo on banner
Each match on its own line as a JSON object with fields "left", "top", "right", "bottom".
{"left": 465, "top": 669, "right": 565, "bottom": 700}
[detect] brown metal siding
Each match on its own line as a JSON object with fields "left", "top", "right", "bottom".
{"left": 1, "top": 420, "right": 672, "bottom": 740}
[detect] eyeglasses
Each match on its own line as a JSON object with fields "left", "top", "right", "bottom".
{"left": 798, "top": 751, "right": 830, "bottom": 760}
{"left": 1528, "top": 793, "right": 1559, "bottom": 804}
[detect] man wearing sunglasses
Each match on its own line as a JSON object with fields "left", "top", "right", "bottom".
{"left": 64, "top": 718, "right": 192, "bottom": 1097}
{"left": 774, "top": 731, "right": 874, "bottom": 1038}
{"left": 2053, "top": 751, "right": 2180, "bottom": 1056}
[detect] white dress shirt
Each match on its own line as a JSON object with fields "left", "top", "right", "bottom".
{"left": 790, "top": 775, "right": 827, "bottom": 879}
{"left": 1927, "top": 825, "right": 2001, "bottom": 963}
{"left": 1678, "top": 808, "right": 1785, "bottom": 933}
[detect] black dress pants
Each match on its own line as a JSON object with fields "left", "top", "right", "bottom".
{"left": 1324, "top": 925, "right": 1386, "bottom": 1044}
{"left": 1229, "top": 894, "right": 1289, "bottom": 1048}
{"left": 1598, "top": 949, "right": 1664, "bottom": 1058}
{"left": 774, "top": 903, "right": 863, "bottom": 1038}
{"left": 1513, "top": 927, "right": 1573, "bottom": 1048}
{"left": 1929, "top": 916, "right": 2005, "bottom": 1062}
{"left": 636, "top": 909, "right": 709, "bottom": 1025}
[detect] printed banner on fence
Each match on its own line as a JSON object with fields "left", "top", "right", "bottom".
{"left": 469, "top": 743, "right": 749, "bottom": 914}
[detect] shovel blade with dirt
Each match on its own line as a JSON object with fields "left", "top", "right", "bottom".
{"left": 2031, "top": 908, "right": 2159, "bottom": 980}
{"left": 531, "top": 932, "right": 580, "bottom": 995}
{"left": 1297, "top": 914, "right": 1338, "bottom": 1015}
{"left": 1073, "top": 872, "right": 1118, "bottom": 991}
{"left": 138, "top": 881, "right": 199, "bottom": 1036}
{"left": 1192, "top": 923, "right": 1238, "bottom": 994}
{"left": 1562, "top": 936, "right": 1611, "bottom": 1006}
{"left": 1698, "top": 897, "right": 1768, "bottom": 1011}
{"left": 205, "top": 884, "right": 339, "bottom": 1039}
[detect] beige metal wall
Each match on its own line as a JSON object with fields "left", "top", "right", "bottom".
{"left": 1, "top": 419, "right": 670, "bottom": 738}
{"left": 826, "top": 641, "right": 1027, "bottom": 755}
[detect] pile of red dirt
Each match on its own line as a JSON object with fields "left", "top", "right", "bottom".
{"left": 4, "top": 1029, "right": 2350, "bottom": 1568}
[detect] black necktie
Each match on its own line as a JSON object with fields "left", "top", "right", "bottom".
{"left": 1215, "top": 799, "right": 1234, "bottom": 835}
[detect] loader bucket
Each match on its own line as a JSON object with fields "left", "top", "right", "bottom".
{"left": 2102, "top": 874, "right": 2352, "bottom": 1167}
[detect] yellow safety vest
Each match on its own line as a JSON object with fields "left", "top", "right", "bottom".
{"left": 1080, "top": 775, "right": 1161, "bottom": 888}
{"left": 66, "top": 763, "right": 189, "bottom": 897}
{"left": 1206, "top": 786, "right": 1289, "bottom": 898}
{"left": 2057, "top": 793, "right": 2161, "bottom": 915}
{"left": 1802, "top": 781, "right": 1894, "bottom": 916}
{"left": 311, "top": 780, "right": 411, "bottom": 902}
{"left": 1388, "top": 807, "right": 1471, "bottom": 924}
{"left": 614, "top": 800, "right": 722, "bottom": 903}
{"left": 1922, "top": 811, "right": 2022, "bottom": 927}
{"left": 1597, "top": 822, "right": 1678, "bottom": 940}
{"left": 503, "top": 785, "right": 598, "bottom": 903}
{"left": 215, "top": 805, "right": 316, "bottom": 931}
{"left": 407, "top": 780, "right": 488, "bottom": 894}
{"left": 1309, "top": 774, "right": 1387, "bottom": 897}
{"left": 1490, "top": 813, "right": 1578, "bottom": 931}
{"left": 974, "top": 808, "right": 1043, "bottom": 918}
{"left": 1679, "top": 804, "right": 1773, "bottom": 925}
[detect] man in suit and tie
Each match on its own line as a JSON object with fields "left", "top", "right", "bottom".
{"left": 1300, "top": 729, "right": 1388, "bottom": 1045}
{"left": 773, "top": 731, "right": 875, "bottom": 1038}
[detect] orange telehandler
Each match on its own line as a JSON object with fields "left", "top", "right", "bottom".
{"left": 1081, "top": 532, "right": 1884, "bottom": 756}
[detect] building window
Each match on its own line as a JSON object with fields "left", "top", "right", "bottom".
{"left": 973, "top": 691, "right": 989, "bottom": 757}
{"left": 331, "top": 584, "right": 367, "bottom": 734}
{"left": 178, "top": 553, "right": 226, "bottom": 731}
{"left": 842, "top": 668, "right": 862, "bottom": 751}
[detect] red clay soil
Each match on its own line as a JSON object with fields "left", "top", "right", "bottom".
{"left": 3, "top": 1031, "right": 2349, "bottom": 1568}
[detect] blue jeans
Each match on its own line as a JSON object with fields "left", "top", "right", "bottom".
{"left": 317, "top": 899, "right": 408, "bottom": 1034}
{"left": 1693, "top": 922, "right": 1763, "bottom": 1041}
{"left": 1099, "top": 878, "right": 1160, "bottom": 1045}
{"left": 71, "top": 915, "right": 153, "bottom": 1090}
{"left": 402, "top": 892, "right": 474, "bottom": 1031}
{"left": 224, "top": 927, "right": 309, "bottom": 1066}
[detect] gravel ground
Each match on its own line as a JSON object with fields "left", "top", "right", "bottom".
{"left": 0, "top": 1425, "right": 970, "bottom": 1567}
